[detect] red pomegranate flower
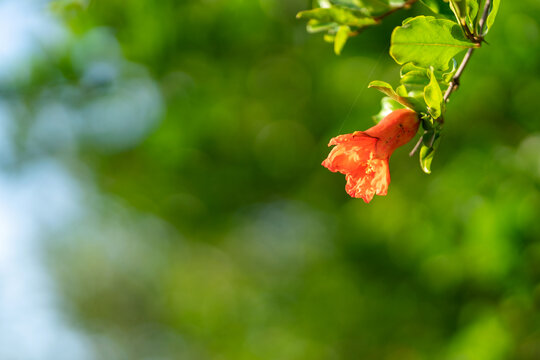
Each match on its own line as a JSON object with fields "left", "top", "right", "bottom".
{"left": 322, "top": 109, "right": 419, "bottom": 203}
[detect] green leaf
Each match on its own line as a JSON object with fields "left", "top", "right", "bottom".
{"left": 368, "top": 80, "right": 415, "bottom": 109}
{"left": 466, "top": 0, "right": 479, "bottom": 32}
{"left": 330, "top": 0, "right": 394, "bottom": 16}
{"left": 400, "top": 64, "right": 429, "bottom": 88}
{"left": 424, "top": 67, "right": 443, "bottom": 118}
{"left": 419, "top": 131, "right": 441, "bottom": 174}
{"left": 395, "top": 84, "right": 408, "bottom": 97}
{"left": 334, "top": 26, "right": 350, "bottom": 55}
{"left": 297, "top": 4, "right": 379, "bottom": 54}
{"left": 401, "top": 62, "right": 456, "bottom": 84}
{"left": 328, "top": 0, "right": 363, "bottom": 11}
{"left": 450, "top": 0, "right": 479, "bottom": 34}
{"left": 420, "top": 144, "right": 435, "bottom": 173}
{"left": 421, "top": 113, "right": 435, "bottom": 130}
{"left": 449, "top": 0, "right": 480, "bottom": 34}
{"left": 390, "top": 16, "right": 478, "bottom": 70}
{"left": 485, "top": 0, "right": 500, "bottom": 33}
{"left": 449, "top": 0, "right": 467, "bottom": 20}
{"left": 297, "top": 7, "right": 377, "bottom": 27}
{"left": 399, "top": 63, "right": 454, "bottom": 103}
{"left": 373, "top": 97, "right": 406, "bottom": 123}
{"left": 400, "top": 62, "right": 426, "bottom": 75}
{"left": 442, "top": 59, "right": 458, "bottom": 82}
{"left": 306, "top": 21, "right": 339, "bottom": 33}
{"left": 419, "top": 0, "right": 456, "bottom": 17}
{"left": 448, "top": 0, "right": 467, "bottom": 25}
{"left": 323, "top": 33, "right": 336, "bottom": 43}
{"left": 419, "top": 0, "right": 440, "bottom": 13}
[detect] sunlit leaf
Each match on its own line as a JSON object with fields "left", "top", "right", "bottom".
{"left": 442, "top": 59, "right": 458, "bottom": 82}
{"left": 466, "top": 0, "right": 479, "bottom": 32}
{"left": 419, "top": 131, "right": 440, "bottom": 174}
{"left": 390, "top": 16, "right": 478, "bottom": 69}
{"left": 395, "top": 84, "right": 408, "bottom": 97}
{"left": 424, "top": 67, "right": 443, "bottom": 118}
{"left": 485, "top": 0, "right": 500, "bottom": 33}
{"left": 448, "top": 0, "right": 468, "bottom": 27}
{"left": 306, "top": 20, "right": 339, "bottom": 33}
{"left": 401, "top": 62, "right": 456, "bottom": 84}
{"left": 324, "top": 33, "right": 336, "bottom": 42}
{"left": 399, "top": 62, "right": 454, "bottom": 101}
{"left": 330, "top": 0, "right": 395, "bottom": 16}
{"left": 297, "top": 7, "right": 377, "bottom": 27}
{"left": 401, "top": 64, "right": 429, "bottom": 87}
{"left": 420, "top": 144, "right": 434, "bottom": 173}
{"left": 419, "top": 0, "right": 440, "bottom": 13}
{"left": 327, "top": 0, "right": 369, "bottom": 12}
{"left": 328, "top": 0, "right": 363, "bottom": 10}
{"left": 373, "top": 97, "right": 406, "bottom": 123}
{"left": 368, "top": 80, "right": 415, "bottom": 109}
{"left": 298, "top": 4, "right": 380, "bottom": 53}
{"left": 334, "top": 25, "right": 350, "bottom": 54}
{"left": 419, "top": 0, "right": 456, "bottom": 17}
{"left": 448, "top": 0, "right": 480, "bottom": 34}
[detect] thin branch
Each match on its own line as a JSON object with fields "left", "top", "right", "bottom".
{"left": 443, "top": 47, "right": 474, "bottom": 102}
{"left": 477, "top": 0, "right": 492, "bottom": 33}
{"left": 409, "top": 134, "right": 424, "bottom": 157}
{"left": 443, "top": 0, "right": 492, "bottom": 103}
{"left": 349, "top": 0, "right": 418, "bottom": 37}
{"left": 374, "top": 0, "right": 419, "bottom": 22}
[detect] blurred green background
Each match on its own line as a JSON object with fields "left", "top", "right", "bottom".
{"left": 1, "top": 0, "right": 540, "bottom": 359}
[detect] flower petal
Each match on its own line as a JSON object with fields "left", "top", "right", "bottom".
{"left": 328, "top": 133, "right": 355, "bottom": 146}
{"left": 344, "top": 158, "right": 390, "bottom": 203}
{"left": 322, "top": 134, "right": 377, "bottom": 174}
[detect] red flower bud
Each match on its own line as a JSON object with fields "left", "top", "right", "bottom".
{"left": 322, "top": 109, "right": 419, "bottom": 203}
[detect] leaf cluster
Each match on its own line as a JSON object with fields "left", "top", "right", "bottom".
{"left": 297, "top": 0, "right": 408, "bottom": 55}
{"left": 298, "top": 0, "right": 499, "bottom": 173}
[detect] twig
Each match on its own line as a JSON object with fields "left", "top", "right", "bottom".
{"left": 349, "top": 0, "right": 418, "bottom": 36}
{"left": 374, "top": 0, "right": 419, "bottom": 22}
{"left": 443, "top": 0, "right": 492, "bottom": 103}
{"left": 477, "top": 0, "right": 493, "bottom": 33}
{"left": 409, "top": 134, "right": 424, "bottom": 157}
{"left": 443, "top": 47, "right": 474, "bottom": 102}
